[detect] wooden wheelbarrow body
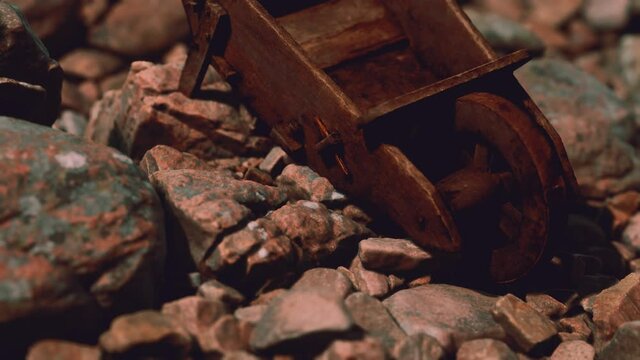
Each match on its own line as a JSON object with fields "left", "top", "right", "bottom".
{"left": 180, "top": 0, "right": 579, "bottom": 283}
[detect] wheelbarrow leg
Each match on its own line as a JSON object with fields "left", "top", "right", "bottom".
{"left": 179, "top": 0, "right": 227, "bottom": 96}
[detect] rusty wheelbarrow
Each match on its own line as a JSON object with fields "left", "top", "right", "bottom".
{"left": 179, "top": 0, "right": 579, "bottom": 283}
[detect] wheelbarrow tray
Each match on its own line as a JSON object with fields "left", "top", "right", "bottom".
{"left": 182, "top": 0, "right": 578, "bottom": 283}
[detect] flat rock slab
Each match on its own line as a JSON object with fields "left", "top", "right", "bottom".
{"left": 99, "top": 310, "right": 192, "bottom": 358}
{"left": 456, "top": 339, "right": 518, "bottom": 360}
{"left": 0, "top": 117, "right": 165, "bottom": 349}
{"left": 249, "top": 290, "right": 354, "bottom": 354}
{"left": 383, "top": 284, "right": 507, "bottom": 352}
{"left": 592, "top": 272, "right": 640, "bottom": 343}
{"left": 291, "top": 268, "right": 354, "bottom": 299}
{"left": 491, "top": 294, "right": 558, "bottom": 353}
{"left": 550, "top": 340, "right": 595, "bottom": 360}
{"left": 345, "top": 292, "right": 407, "bottom": 352}
{"left": 358, "top": 237, "right": 433, "bottom": 273}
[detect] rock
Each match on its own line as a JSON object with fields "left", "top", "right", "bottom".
{"left": 613, "top": 241, "right": 637, "bottom": 263}
{"left": 223, "top": 351, "right": 261, "bottom": 360}
{"left": 150, "top": 169, "right": 286, "bottom": 267}
{"left": 527, "top": 0, "right": 582, "bottom": 27}
{"left": 516, "top": 58, "right": 639, "bottom": 199}
{"left": 61, "top": 80, "right": 93, "bottom": 114}
{"left": 26, "top": 340, "right": 100, "bottom": 360}
{"left": 59, "top": 49, "right": 124, "bottom": 80}
{"left": 99, "top": 310, "right": 192, "bottom": 358}
{"left": 88, "top": 60, "right": 257, "bottom": 161}
{"left": 341, "top": 205, "right": 373, "bottom": 226}
{"left": 202, "top": 217, "right": 298, "bottom": 293}
{"left": 234, "top": 305, "right": 268, "bottom": 325}
{"left": 350, "top": 257, "right": 391, "bottom": 299}
{"left": 623, "top": 213, "right": 640, "bottom": 254}
{"left": 244, "top": 167, "right": 274, "bottom": 186}
{"left": 80, "top": 0, "right": 109, "bottom": 26}
{"left": 268, "top": 201, "right": 373, "bottom": 265}
{"left": 291, "top": 268, "right": 354, "bottom": 299}
{"left": 53, "top": 110, "right": 87, "bottom": 136}
{"left": 358, "top": 237, "right": 433, "bottom": 273}
{"left": 161, "top": 296, "right": 229, "bottom": 341}
{"left": 249, "top": 290, "right": 354, "bottom": 353}
{"left": 164, "top": 299, "right": 249, "bottom": 356}
{"left": 619, "top": 35, "right": 640, "bottom": 92}
{"left": 198, "top": 315, "right": 251, "bottom": 355}
{"left": 491, "top": 294, "right": 558, "bottom": 353}
{"left": 582, "top": 0, "right": 631, "bottom": 31}
{"left": 0, "top": 117, "right": 164, "bottom": 349}
{"left": 88, "top": 0, "right": 189, "bottom": 57}
{"left": 345, "top": 292, "right": 407, "bottom": 351}
{"left": 99, "top": 70, "right": 128, "bottom": 93}
{"left": 592, "top": 272, "right": 640, "bottom": 343}
{"left": 464, "top": 7, "right": 544, "bottom": 54}
{"left": 525, "top": 293, "right": 568, "bottom": 319}
{"left": 163, "top": 43, "right": 188, "bottom": 64}
{"left": 597, "top": 321, "right": 640, "bottom": 360}
{"left": 383, "top": 285, "right": 506, "bottom": 352}
{"left": 84, "top": 89, "right": 119, "bottom": 145}
{"left": 456, "top": 339, "right": 518, "bottom": 360}
{"left": 558, "top": 314, "right": 592, "bottom": 342}
{"left": 316, "top": 337, "right": 387, "bottom": 360}
{"left": 0, "top": 2, "right": 62, "bottom": 125}
{"left": 549, "top": 340, "right": 594, "bottom": 360}
{"left": 524, "top": 21, "right": 570, "bottom": 51}
{"left": 565, "top": 20, "right": 599, "bottom": 55}
{"left": 277, "top": 165, "right": 346, "bottom": 204}
{"left": 198, "top": 279, "right": 246, "bottom": 307}
{"left": 392, "top": 333, "right": 445, "bottom": 360}
{"left": 259, "top": 147, "right": 292, "bottom": 176}
{"left": 140, "top": 145, "right": 215, "bottom": 176}
{"left": 476, "top": 0, "right": 525, "bottom": 21}
{"left": 8, "top": 0, "right": 79, "bottom": 40}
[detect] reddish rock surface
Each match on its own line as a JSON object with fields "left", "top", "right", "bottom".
{"left": 383, "top": 285, "right": 507, "bottom": 352}
{"left": 0, "top": 117, "right": 165, "bottom": 351}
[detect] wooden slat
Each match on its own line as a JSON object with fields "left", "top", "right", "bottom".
{"left": 360, "top": 50, "right": 531, "bottom": 125}
{"left": 216, "top": 0, "right": 361, "bottom": 131}
{"left": 381, "top": 0, "right": 496, "bottom": 78}
{"left": 328, "top": 44, "right": 439, "bottom": 111}
{"left": 278, "top": 0, "right": 405, "bottom": 69}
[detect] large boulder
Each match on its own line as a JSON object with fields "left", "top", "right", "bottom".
{"left": 0, "top": 117, "right": 165, "bottom": 352}
{"left": 516, "top": 58, "right": 640, "bottom": 199}
{"left": 0, "top": 2, "right": 62, "bottom": 125}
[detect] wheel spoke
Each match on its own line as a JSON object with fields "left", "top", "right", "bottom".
{"left": 473, "top": 143, "right": 490, "bottom": 170}
{"left": 498, "top": 202, "right": 522, "bottom": 241}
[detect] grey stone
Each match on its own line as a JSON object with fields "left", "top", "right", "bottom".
{"left": 383, "top": 285, "right": 506, "bottom": 352}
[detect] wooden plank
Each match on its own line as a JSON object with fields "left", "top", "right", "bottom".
{"left": 278, "top": 0, "right": 405, "bottom": 69}
{"left": 216, "top": 0, "right": 361, "bottom": 132}
{"left": 360, "top": 50, "right": 531, "bottom": 125}
{"left": 328, "top": 44, "right": 439, "bottom": 111}
{"left": 381, "top": 0, "right": 496, "bottom": 78}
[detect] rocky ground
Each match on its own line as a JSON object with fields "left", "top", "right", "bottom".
{"left": 3, "top": 0, "right": 640, "bottom": 359}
